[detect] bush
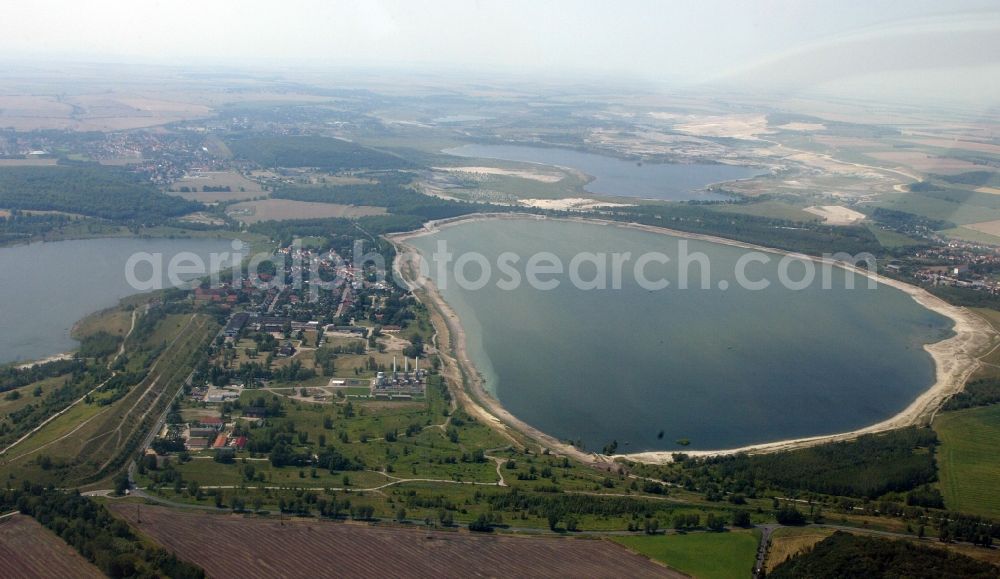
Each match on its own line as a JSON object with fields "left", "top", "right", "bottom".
{"left": 775, "top": 506, "right": 806, "bottom": 526}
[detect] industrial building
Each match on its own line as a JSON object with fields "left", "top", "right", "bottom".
{"left": 371, "top": 356, "right": 427, "bottom": 398}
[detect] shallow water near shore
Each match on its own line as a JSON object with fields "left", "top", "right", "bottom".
{"left": 407, "top": 218, "right": 953, "bottom": 451}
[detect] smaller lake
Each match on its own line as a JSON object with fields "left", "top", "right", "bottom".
{"left": 0, "top": 237, "right": 239, "bottom": 365}
{"left": 434, "top": 115, "right": 493, "bottom": 124}
{"left": 443, "top": 144, "right": 761, "bottom": 201}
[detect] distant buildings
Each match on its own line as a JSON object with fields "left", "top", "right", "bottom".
{"left": 223, "top": 312, "right": 250, "bottom": 339}
{"left": 204, "top": 387, "right": 241, "bottom": 404}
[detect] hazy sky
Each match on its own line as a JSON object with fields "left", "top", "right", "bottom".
{"left": 4, "top": 0, "right": 999, "bottom": 106}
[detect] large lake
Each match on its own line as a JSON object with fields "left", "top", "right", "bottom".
{"left": 0, "top": 237, "right": 237, "bottom": 365}
{"left": 407, "top": 218, "right": 952, "bottom": 451}
{"left": 443, "top": 144, "right": 761, "bottom": 201}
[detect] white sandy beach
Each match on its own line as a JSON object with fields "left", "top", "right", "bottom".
{"left": 14, "top": 352, "right": 75, "bottom": 370}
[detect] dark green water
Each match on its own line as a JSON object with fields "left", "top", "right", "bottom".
{"left": 407, "top": 218, "right": 952, "bottom": 451}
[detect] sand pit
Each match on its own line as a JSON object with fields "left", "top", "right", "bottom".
{"left": 518, "top": 197, "right": 633, "bottom": 211}
{"left": 804, "top": 205, "right": 866, "bottom": 225}
{"left": 433, "top": 165, "right": 564, "bottom": 183}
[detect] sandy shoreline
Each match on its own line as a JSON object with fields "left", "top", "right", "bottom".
{"left": 14, "top": 352, "right": 76, "bottom": 370}
{"left": 389, "top": 213, "right": 997, "bottom": 465}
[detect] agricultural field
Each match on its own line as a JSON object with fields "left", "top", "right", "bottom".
{"left": 614, "top": 530, "right": 760, "bottom": 579}
{"left": 964, "top": 219, "right": 1000, "bottom": 238}
{"left": 109, "top": 504, "right": 675, "bottom": 579}
{"left": 875, "top": 192, "right": 1000, "bottom": 225}
{"left": 226, "top": 199, "right": 386, "bottom": 224}
{"left": 0, "top": 92, "right": 212, "bottom": 131}
{"left": 864, "top": 151, "right": 985, "bottom": 176}
{"left": 941, "top": 225, "right": 1000, "bottom": 247}
{"left": 0, "top": 514, "right": 104, "bottom": 578}
{"left": 934, "top": 404, "right": 1000, "bottom": 519}
{"left": 0, "top": 158, "right": 59, "bottom": 167}
{"left": 167, "top": 170, "right": 266, "bottom": 203}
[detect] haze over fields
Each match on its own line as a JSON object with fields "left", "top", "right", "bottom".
{"left": 1, "top": 1, "right": 999, "bottom": 108}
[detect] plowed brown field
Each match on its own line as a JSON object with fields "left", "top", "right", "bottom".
{"left": 110, "top": 505, "right": 679, "bottom": 578}
{"left": 0, "top": 514, "right": 104, "bottom": 579}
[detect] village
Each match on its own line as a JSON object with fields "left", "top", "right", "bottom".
{"left": 152, "top": 237, "right": 432, "bottom": 456}
{"left": 893, "top": 238, "right": 1000, "bottom": 294}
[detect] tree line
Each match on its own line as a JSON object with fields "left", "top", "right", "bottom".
{"left": 0, "top": 165, "right": 201, "bottom": 224}
{"left": 227, "top": 135, "right": 414, "bottom": 171}
{"left": 672, "top": 427, "right": 940, "bottom": 499}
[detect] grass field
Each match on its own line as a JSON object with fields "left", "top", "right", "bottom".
{"left": 225, "top": 198, "right": 386, "bottom": 223}
{"left": 614, "top": 530, "right": 760, "bottom": 579}
{"left": 71, "top": 307, "right": 133, "bottom": 340}
{"left": 874, "top": 191, "right": 1000, "bottom": 225}
{"left": 934, "top": 404, "right": 1000, "bottom": 518}
{"left": 766, "top": 527, "right": 834, "bottom": 573}
{"left": 939, "top": 226, "right": 1000, "bottom": 246}
{"left": 0, "top": 375, "right": 69, "bottom": 417}
{"left": 0, "top": 312, "right": 217, "bottom": 487}
{"left": 713, "top": 200, "right": 818, "bottom": 222}
{"left": 167, "top": 170, "right": 266, "bottom": 203}
{"left": 970, "top": 308, "right": 1000, "bottom": 376}
{"left": 865, "top": 224, "right": 924, "bottom": 248}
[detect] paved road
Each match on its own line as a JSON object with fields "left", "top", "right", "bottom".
{"left": 753, "top": 524, "right": 778, "bottom": 577}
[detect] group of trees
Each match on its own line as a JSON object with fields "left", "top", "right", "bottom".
{"left": 175, "top": 185, "right": 232, "bottom": 193}
{"left": 769, "top": 531, "right": 997, "bottom": 578}
{"left": 0, "top": 210, "right": 87, "bottom": 244}
{"left": 0, "top": 165, "right": 201, "bottom": 224}
{"left": 611, "top": 202, "right": 887, "bottom": 257}
{"left": 679, "top": 427, "right": 939, "bottom": 499}
{"left": 227, "top": 136, "right": 413, "bottom": 172}
{"left": 78, "top": 330, "right": 122, "bottom": 359}
{"left": 942, "top": 377, "right": 1000, "bottom": 410}
{"left": 272, "top": 177, "right": 498, "bottom": 221}
{"left": 870, "top": 207, "right": 954, "bottom": 238}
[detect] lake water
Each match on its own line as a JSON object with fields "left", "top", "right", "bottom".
{"left": 407, "top": 218, "right": 952, "bottom": 451}
{"left": 0, "top": 237, "right": 238, "bottom": 365}
{"left": 443, "top": 144, "right": 761, "bottom": 201}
